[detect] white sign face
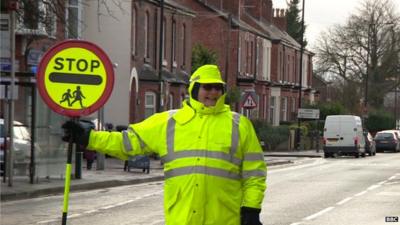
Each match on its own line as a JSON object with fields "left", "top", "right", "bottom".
{"left": 298, "top": 108, "right": 320, "bottom": 119}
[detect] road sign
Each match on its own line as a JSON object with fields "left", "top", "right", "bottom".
{"left": 297, "top": 108, "right": 320, "bottom": 119}
{"left": 242, "top": 93, "right": 257, "bottom": 109}
{"left": 37, "top": 40, "right": 114, "bottom": 117}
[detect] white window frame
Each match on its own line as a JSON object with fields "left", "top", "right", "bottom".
{"left": 269, "top": 96, "right": 275, "bottom": 124}
{"left": 66, "top": 0, "right": 82, "bottom": 39}
{"left": 168, "top": 94, "right": 174, "bottom": 110}
{"left": 144, "top": 92, "right": 156, "bottom": 118}
{"left": 281, "top": 97, "right": 287, "bottom": 121}
{"left": 302, "top": 53, "right": 308, "bottom": 87}
{"left": 262, "top": 39, "right": 271, "bottom": 81}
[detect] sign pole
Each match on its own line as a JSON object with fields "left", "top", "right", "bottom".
{"left": 62, "top": 117, "right": 78, "bottom": 225}
{"left": 37, "top": 40, "right": 114, "bottom": 224}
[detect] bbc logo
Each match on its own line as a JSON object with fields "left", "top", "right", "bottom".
{"left": 386, "top": 216, "right": 399, "bottom": 222}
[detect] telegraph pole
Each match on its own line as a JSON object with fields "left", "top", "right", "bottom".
{"left": 296, "top": 0, "right": 306, "bottom": 150}
{"left": 158, "top": 0, "right": 165, "bottom": 112}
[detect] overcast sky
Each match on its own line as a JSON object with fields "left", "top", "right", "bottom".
{"left": 272, "top": 0, "right": 400, "bottom": 49}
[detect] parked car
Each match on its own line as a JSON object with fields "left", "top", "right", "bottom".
{"left": 0, "top": 119, "right": 35, "bottom": 176}
{"left": 374, "top": 130, "right": 400, "bottom": 153}
{"left": 323, "top": 115, "right": 366, "bottom": 158}
{"left": 363, "top": 131, "right": 376, "bottom": 156}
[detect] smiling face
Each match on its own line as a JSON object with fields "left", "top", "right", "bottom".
{"left": 197, "top": 83, "right": 224, "bottom": 107}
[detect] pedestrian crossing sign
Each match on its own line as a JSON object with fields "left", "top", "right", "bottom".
{"left": 37, "top": 40, "right": 114, "bottom": 117}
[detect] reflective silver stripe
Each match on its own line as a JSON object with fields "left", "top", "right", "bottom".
{"left": 242, "top": 170, "right": 266, "bottom": 179}
{"left": 127, "top": 127, "right": 146, "bottom": 149}
{"left": 244, "top": 153, "right": 265, "bottom": 161}
{"left": 164, "top": 166, "right": 241, "bottom": 180}
{"left": 230, "top": 112, "right": 240, "bottom": 156}
{"left": 167, "top": 110, "right": 178, "bottom": 155}
{"left": 161, "top": 150, "right": 242, "bottom": 166}
{"left": 122, "top": 130, "right": 133, "bottom": 152}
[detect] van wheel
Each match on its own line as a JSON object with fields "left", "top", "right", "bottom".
{"left": 324, "top": 153, "right": 330, "bottom": 158}
{"left": 355, "top": 153, "right": 360, "bottom": 158}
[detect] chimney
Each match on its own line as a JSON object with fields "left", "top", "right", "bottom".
{"left": 205, "top": 0, "right": 223, "bottom": 10}
{"left": 272, "top": 8, "right": 287, "bottom": 31}
{"left": 261, "top": 0, "right": 273, "bottom": 23}
{"left": 222, "top": 0, "right": 241, "bottom": 17}
{"left": 243, "top": 0, "right": 262, "bottom": 20}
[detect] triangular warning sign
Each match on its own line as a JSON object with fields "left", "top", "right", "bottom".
{"left": 243, "top": 94, "right": 257, "bottom": 108}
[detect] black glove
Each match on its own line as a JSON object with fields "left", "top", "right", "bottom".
{"left": 61, "top": 120, "right": 95, "bottom": 147}
{"left": 241, "top": 207, "right": 262, "bottom": 225}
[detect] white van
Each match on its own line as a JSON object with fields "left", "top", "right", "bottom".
{"left": 323, "top": 115, "right": 366, "bottom": 158}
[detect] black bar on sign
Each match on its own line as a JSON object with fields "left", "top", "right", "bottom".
{"left": 49, "top": 72, "right": 102, "bottom": 85}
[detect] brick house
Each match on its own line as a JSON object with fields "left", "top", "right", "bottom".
{"left": 176, "top": 0, "right": 316, "bottom": 125}
{"left": 128, "top": 1, "right": 195, "bottom": 123}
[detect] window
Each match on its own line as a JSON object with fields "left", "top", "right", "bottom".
{"left": 182, "top": 23, "right": 186, "bottom": 66}
{"left": 281, "top": 97, "right": 287, "bottom": 121}
{"left": 269, "top": 96, "right": 275, "bottom": 124}
{"left": 144, "top": 92, "right": 156, "bottom": 118}
{"left": 262, "top": 39, "right": 271, "bottom": 81}
{"left": 162, "top": 18, "right": 167, "bottom": 61}
{"left": 16, "top": 0, "right": 56, "bottom": 36}
{"left": 168, "top": 94, "right": 174, "bottom": 110}
{"left": 172, "top": 20, "right": 177, "bottom": 66}
{"left": 23, "top": 0, "right": 39, "bottom": 30}
{"left": 132, "top": 7, "right": 137, "bottom": 55}
{"left": 66, "top": 0, "right": 81, "bottom": 38}
{"left": 144, "top": 11, "right": 150, "bottom": 58}
{"left": 291, "top": 97, "right": 296, "bottom": 120}
{"left": 263, "top": 95, "right": 268, "bottom": 120}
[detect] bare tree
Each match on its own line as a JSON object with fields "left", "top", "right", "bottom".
{"left": 314, "top": 0, "right": 400, "bottom": 111}
{"left": 5, "top": 0, "right": 125, "bottom": 71}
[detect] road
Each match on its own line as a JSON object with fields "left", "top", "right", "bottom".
{"left": 1, "top": 153, "right": 399, "bottom": 225}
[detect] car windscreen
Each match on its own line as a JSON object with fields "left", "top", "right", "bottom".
{"left": 375, "top": 133, "right": 394, "bottom": 140}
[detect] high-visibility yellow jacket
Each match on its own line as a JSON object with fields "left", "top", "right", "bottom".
{"left": 88, "top": 95, "right": 266, "bottom": 225}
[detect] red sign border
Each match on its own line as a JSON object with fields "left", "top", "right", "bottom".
{"left": 37, "top": 40, "right": 114, "bottom": 117}
{"left": 242, "top": 93, "right": 257, "bottom": 109}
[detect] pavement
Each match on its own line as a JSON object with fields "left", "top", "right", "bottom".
{"left": 0, "top": 150, "right": 322, "bottom": 202}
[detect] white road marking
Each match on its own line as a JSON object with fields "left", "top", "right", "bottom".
{"left": 268, "top": 159, "right": 326, "bottom": 174}
{"left": 367, "top": 184, "right": 380, "bottom": 190}
{"left": 149, "top": 219, "right": 165, "bottom": 225}
{"left": 304, "top": 207, "right": 335, "bottom": 221}
{"left": 378, "top": 180, "right": 388, "bottom": 185}
{"left": 354, "top": 190, "right": 367, "bottom": 197}
{"left": 36, "top": 190, "right": 164, "bottom": 224}
{"left": 336, "top": 197, "right": 352, "bottom": 205}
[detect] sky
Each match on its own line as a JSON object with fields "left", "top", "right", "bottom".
{"left": 272, "top": 0, "right": 400, "bottom": 49}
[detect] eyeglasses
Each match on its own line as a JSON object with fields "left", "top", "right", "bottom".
{"left": 201, "top": 84, "right": 224, "bottom": 91}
